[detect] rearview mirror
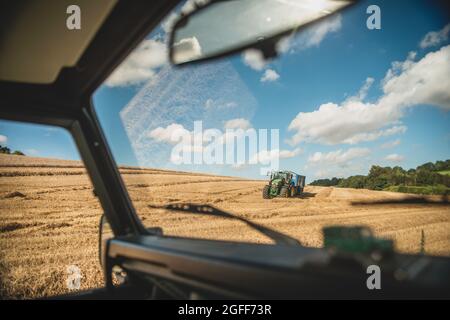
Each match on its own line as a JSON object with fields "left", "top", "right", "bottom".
{"left": 169, "top": 0, "right": 357, "bottom": 65}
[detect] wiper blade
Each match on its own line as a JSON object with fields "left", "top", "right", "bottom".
{"left": 149, "top": 203, "right": 302, "bottom": 247}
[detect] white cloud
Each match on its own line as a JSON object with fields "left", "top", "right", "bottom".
{"left": 148, "top": 123, "right": 190, "bottom": 144}
{"left": 105, "top": 39, "right": 167, "bottom": 87}
{"left": 242, "top": 49, "right": 266, "bottom": 71}
{"left": 224, "top": 118, "right": 252, "bottom": 130}
{"left": 148, "top": 119, "right": 297, "bottom": 169}
{"left": 308, "top": 147, "right": 370, "bottom": 167}
{"left": 120, "top": 61, "right": 257, "bottom": 169}
{"left": 172, "top": 37, "right": 202, "bottom": 63}
{"left": 345, "top": 77, "right": 374, "bottom": 102}
{"left": 180, "top": 0, "right": 210, "bottom": 15}
{"left": 385, "top": 153, "right": 404, "bottom": 162}
{"left": 260, "top": 69, "right": 280, "bottom": 82}
{"left": 314, "top": 168, "right": 334, "bottom": 179}
{"left": 278, "top": 14, "right": 342, "bottom": 53}
{"left": 302, "top": 14, "right": 342, "bottom": 48}
{"left": 307, "top": 148, "right": 370, "bottom": 179}
{"left": 313, "top": 163, "right": 366, "bottom": 179}
{"left": 149, "top": 119, "right": 254, "bottom": 147}
{"left": 0, "top": 135, "right": 7, "bottom": 144}
{"left": 278, "top": 148, "right": 303, "bottom": 158}
{"left": 381, "top": 47, "right": 450, "bottom": 110}
{"left": 250, "top": 148, "right": 302, "bottom": 164}
{"left": 420, "top": 23, "right": 450, "bottom": 49}
{"left": 169, "top": 144, "right": 205, "bottom": 164}
{"left": 161, "top": 0, "right": 211, "bottom": 34}
{"left": 147, "top": 118, "right": 298, "bottom": 169}
{"left": 288, "top": 45, "right": 450, "bottom": 145}
{"left": 244, "top": 15, "right": 342, "bottom": 72}
{"left": 204, "top": 99, "right": 237, "bottom": 110}
{"left": 342, "top": 125, "right": 407, "bottom": 145}
{"left": 381, "top": 139, "right": 401, "bottom": 149}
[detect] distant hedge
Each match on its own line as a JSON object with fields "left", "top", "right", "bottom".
{"left": 310, "top": 159, "right": 450, "bottom": 195}
{"left": 0, "top": 145, "right": 25, "bottom": 156}
{"left": 384, "top": 184, "right": 450, "bottom": 195}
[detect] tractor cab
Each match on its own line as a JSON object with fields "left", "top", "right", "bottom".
{"left": 270, "top": 171, "right": 290, "bottom": 184}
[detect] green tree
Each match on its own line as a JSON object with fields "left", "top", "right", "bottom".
{"left": 309, "top": 159, "right": 450, "bottom": 194}
{"left": 417, "top": 162, "right": 435, "bottom": 171}
{"left": 339, "top": 175, "right": 367, "bottom": 189}
{"left": 0, "top": 145, "right": 11, "bottom": 154}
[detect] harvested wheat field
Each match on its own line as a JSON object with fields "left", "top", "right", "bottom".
{"left": 1, "top": 153, "right": 449, "bottom": 299}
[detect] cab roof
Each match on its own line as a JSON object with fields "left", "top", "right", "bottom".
{"left": 0, "top": 0, "right": 179, "bottom": 124}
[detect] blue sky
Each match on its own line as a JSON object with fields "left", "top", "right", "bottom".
{"left": 1, "top": 0, "right": 449, "bottom": 182}
{"left": 0, "top": 121, "right": 80, "bottom": 160}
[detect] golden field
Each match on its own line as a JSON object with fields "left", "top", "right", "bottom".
{"left": 1, "top": 153, "right": 449, "bottom": 299}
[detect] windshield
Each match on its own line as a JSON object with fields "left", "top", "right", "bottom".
{"left": 93, "top": 0, "right": 450, "bottom": 255}
{"left": 272, "top": 173, "right": 287, "bottom": 180}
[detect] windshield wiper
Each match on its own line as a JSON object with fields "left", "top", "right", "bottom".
{"left": 148, "top": 203, "right": 302, "bottom": 247}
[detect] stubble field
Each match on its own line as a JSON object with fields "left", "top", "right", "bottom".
{"left": 1, "top": 154, "right": 449, "bottom": 298}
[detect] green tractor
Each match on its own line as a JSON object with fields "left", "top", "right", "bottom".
{"left": 262, "top": 171, "right": 306, "bottom": 199}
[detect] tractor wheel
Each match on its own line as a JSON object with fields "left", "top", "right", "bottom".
{"left": 280, "top": 186, "right": 289, "bottom": 198}
{"left": 262, "top": 185, "right": 271, "bottom": 199}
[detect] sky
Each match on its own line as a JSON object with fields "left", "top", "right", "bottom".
{"left": 1, "top": 0, "right": 449, "bottom": 182}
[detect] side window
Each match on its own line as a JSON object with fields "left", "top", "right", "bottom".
{"left": 0, "top": 120, "right": 103, "bottom": 299}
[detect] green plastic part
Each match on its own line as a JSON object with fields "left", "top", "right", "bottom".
{"left": 323, "top": 226, "right": 393, "bottom": 254}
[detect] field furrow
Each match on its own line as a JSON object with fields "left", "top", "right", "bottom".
{"left": 0, "top": 153, "right": 449, "bottom": 298}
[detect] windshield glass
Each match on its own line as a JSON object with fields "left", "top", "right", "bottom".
{"left": 93, "top": 0, "right": 450, "bottom": 255}
{"left": 272, "top": 173, "right": 287, "bottom": 180}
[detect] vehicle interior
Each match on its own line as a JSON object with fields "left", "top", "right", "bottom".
{"left": 1, "top": 0, "right": 449, "bottom": 299}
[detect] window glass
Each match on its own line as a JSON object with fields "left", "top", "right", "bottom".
{"left": 0, "top": 120, "right": 103, "bottom": 299}
{"left": 93, "top": 0, "right": 450, "bottom": 254}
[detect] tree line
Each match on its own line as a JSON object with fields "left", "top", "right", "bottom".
{"left": 0, "top": 145, "right": 25, "bottom": 156}
{"left": 309, "top": 159, "right": 450, "bottom": 195}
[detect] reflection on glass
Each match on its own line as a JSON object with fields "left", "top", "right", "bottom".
{"left": 172, "top": 0, "right": 353, "bottom": 64}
